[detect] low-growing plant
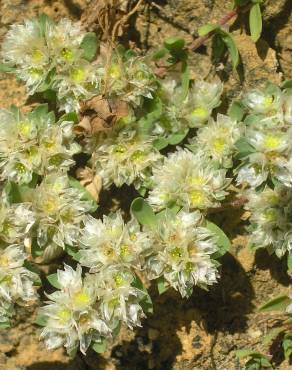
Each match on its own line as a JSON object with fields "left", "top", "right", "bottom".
{"left": 0, "top": 6, "right": 291, "bottom": 360}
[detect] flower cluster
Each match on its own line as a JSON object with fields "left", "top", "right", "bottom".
{"left": 237, "top": 85, "right": 292, "bottom": 188}
{"left": 41, "top": 212, "right": 151, "bottom": 353}
{"left": 1, "top": 17, "right": 100, "bottom": 112}
{"left": 93, "top": 128, "right": 162, "bottom": 189}
{"left": 143, "top": 210, "right": 219, "bottom": 297}
{"left": 0, "top": 105, "right": 79, "bottom": 184}
{"left": 148, "top": 148, "right": 230, "bottom": 211}
{"left": 40, "top": 264, "right": 110, "bottom": 354}
{"left": 245, "top": 186, "right": 292, "bottom": 258}
{"left": 155, "top": 80, "right": 223, "bottom": 134}
{"left": 1, "top": 13, "right": 291, "bottom": 361}
{"left": 0, "top": 245, "right": 38, "bottom": 325}
{"left": 31, "top": 174, "right": 93, "bottom": 254}
{"left": 188, "top": 114, "right": 241, "bottom": 167}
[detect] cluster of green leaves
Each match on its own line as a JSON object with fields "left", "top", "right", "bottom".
{"left": 197, "top": 0, "right": 264, "bottom": 69}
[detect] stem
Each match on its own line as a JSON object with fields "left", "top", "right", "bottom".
{"left": 188, "top": 4, "right": 251, "bottom": 51}
{"left": 188, "top": 7, "right": 240, "bottom": 51}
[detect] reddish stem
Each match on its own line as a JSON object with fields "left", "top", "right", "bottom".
{"left": 188, "top": 6, "right": 240, "bottom": 51}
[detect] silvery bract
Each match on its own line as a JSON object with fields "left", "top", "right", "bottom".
{"left": 148, "top": 148, "right": 230, "bottom": 211}
{"left": 143, "top": 210, "right": 219, "bottom": 297}
{"left": 245, "top": 186, "right": 292, "bottom": 258}
{"left": 0, "top": 106, "right": 80, "bottom": 184}
{"left": 0, "top": 245, "right": 38, "bottom": 324}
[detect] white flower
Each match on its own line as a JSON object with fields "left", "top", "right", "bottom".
{"left": 79, "top": 211, "right": 151, "bottom": 270}
{"left": 32, "top": 174, "right": 93, "bottom": 253}
{"left": 94, "top": 129, "right": 162, "bottom": 189}
{"left": 0, "top": 245, "right": 38, "bottom": 324}
{"left": 52, "top": 60, "right": 101, "bottom": 112}
{"left": 189, "top": 114, "right": 241, "bottom": 166}
{"left": 158, "top": 80, "right": 223, "bottom": 133}
{"left": 40, "top": 264, "right": 110, "bottom": 354}
{"left": 243, "top": 87, "right": 282, "bottom": 115}
{"left": 102, "top": 55, "right": 157, "bottom": 107}
{"left": 0, "top": 106, "right": 80, "bottom": 184}
{"left": 97, "top": 265, "right": 146, "bottom": 329}
{"left": 237, "top": 127, "right": 292, "bottom": 188}
{"left": 143, "top": 209, "right": 219, "bottom": 297}
{"left": 283, "top": 88, "right": 292, "bottom": 124}
{"left": 245, "top": 186, "right": 292, "bottom": 258}
{"left": 0, "top": 202, "right": 35, "bottom": 244}
{"left": 148, "top": 148, "right": 229, "bottom": 211}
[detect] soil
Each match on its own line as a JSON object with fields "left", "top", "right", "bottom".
{"left": 0, "top": 1, "right": 291, "bottom": 369}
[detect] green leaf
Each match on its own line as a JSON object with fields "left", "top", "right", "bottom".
{"left": 152, "top": 47, "right": 168, "bottom": 61}
{"left": 167, "top": 129, "right": 189, "bottom": 145}
{"left": 249, "top": 3, "right": 262, "bottom": 42}
{"left": 31, "top": 239, "right": 43, "bottom": 258}
{"left": 0, "top": 63, "right": 15, "bottom": 73}
{"left": 258, "top": 295, "right": 291, "bottom": 312}
{"left": 153, "top": 137, "right": 169, "bottom": 150}
{"left": 92, "top": 338, "right": 107, "bottom": 354}
{"left": 131, "top": 198, "right": 156, "bottom": 228}
{"left": 235, "top": 349, "right": 261, "bottom": 359}
{"left": 235, "top": 138, "right": 256, "bottom": 158}
{"left": 0, "top": 321, "right": 10, "bottom": 329}
{"left": 80, "top": 32, "right": 99, "bottom": 62}
{"left": 244, "top": 114, "right": 263, "bottom": 126}
{"left": 68, "top": 177, "right": 98, "bottom": 212}
{"left": 132, "top": 275, "right": 153, "bottom": 314}
{"left": 212, "top": 34, "right": 226, "bottom": 61}
{"left": 198, "top": 23, "right": 218, "bottom": 36}
{"left": 138, "top": 96, "right": 162, "bottom": 134}
{"left": 31, "top": 103, "right": 49, "bottom": 120}
{"left": 282, "top": 79, "right": 292, "bottom": 89}
{"left": 65, "top": 245, "right": 81, "bottom": 261}
{"left": 157, "top": 276, "right": 169, "bottom": 295}
{"left": 206, "top": 221, "right": 231, "bottom": 259}
{"left": 283, "top": 333, "right": 292, "bottom": 360}
{"left": 164, "top": 37, "right": 185, "bottom": 53}
{"left": 228, "top": 101, "right": 245, "bottom": 122}
{"left": 38, "top": 13, "right": 54, "bottom": 37}
{"left": 287, "top": 254, "right": 292, "bottom": 272}
{"left": 35, "top": 314, "right": 48, "bottom": 327}
{"left": 180, "top": 61, "right": 189, "bottom": 102}
{"left": 47, "top": 273, "right": 61, "bottom": 289}
{"left": 59, "top": 112, "right": 79, "bottom": 124}
{"left": 263, "top": 327, "right": 284, "bottom": 345}
{"left": 220, "top": 30, "right": 239, "bottom": 69}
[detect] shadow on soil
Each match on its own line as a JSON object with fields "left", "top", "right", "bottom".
{"left": 107, "top": 252, "right": 254, "bottom": 370}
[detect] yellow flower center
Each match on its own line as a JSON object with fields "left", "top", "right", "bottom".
{"left": 0, "top": 256, "right": 9, "bottom": 267}
{"left": 71, "top": 68, "right": 85, "bottom": 82}
{"left": 32, "top": 49, "right": 44, "bottom": 62}
{"left": 43, "top": 196, "right": 59, "bottom": 214}
{"left": 191, "top": 107, "right": 208, "bottom": 120}
{"left": 72, "top": 291, "right": 90, "bottom": 307}
{"left": 120, "top": 245, "right": 129, "bottom": 257}
{"left": 18, "top": 121, "right": 32, "bottom": 137}
{"left": 15, "top": 163, "right": 26, "bottom": 174}
{"left": 131, "top": 150, "right": 145, "bottom": 162}
{"left": 263, "top": 95, "right": 273, "bottom": 108}
{"left": 109, "top": 64, "right": 121, "bottom": 79}
{"left": 189, "top": 189, "right": 206, "bottom": 207}
{"left": 185, "top": 262, "right": 194, "bottom": 272}
{"left": 213, "top": 138, "right": 226, "bottom": 153}
{"left": 57, "top": 308, "right": 71, "bottom": 324}
{"left": 170, "top": 246, "right": 183, "bottom": 259}
{"left": 114, "top": 274, "right": 126, "bottom": 287}
{"left": 61, "top": 48, "right": 74, "bottom": 61}
{"left": 113, "top": 144, "right": 126, "bottom": 155}
{"left": 264, "top": 135, "right": 281, "bottom": 150}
